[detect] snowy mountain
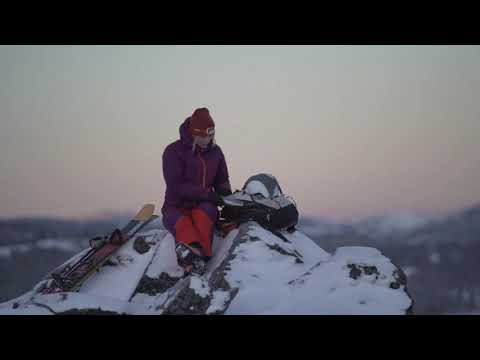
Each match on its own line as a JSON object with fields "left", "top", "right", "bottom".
{"left": 297, "top": 217, "right": 356, "bottom": 238}
{"left": 0, "top": 222, "right": 413, "bottom": 315}
{"left": 353, "top": 212, "right": 430, "bottom": 240}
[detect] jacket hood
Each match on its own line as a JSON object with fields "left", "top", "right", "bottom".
{"left": 179, "top": 117, "right": 214, "bottom": 152}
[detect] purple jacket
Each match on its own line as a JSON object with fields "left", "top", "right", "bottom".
{"left": 161, "top": 117, "right": 231, "bottom": 211}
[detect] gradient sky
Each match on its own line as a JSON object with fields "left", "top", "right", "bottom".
{"left": 1, "top": 45, "right": 479, "bottom": 222}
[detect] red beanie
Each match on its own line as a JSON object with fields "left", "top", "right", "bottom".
{"left": 189, "top": 108, "right": 215, "bottom": 137}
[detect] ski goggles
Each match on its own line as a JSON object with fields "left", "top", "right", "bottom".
{"left": 192, "top": 127, "right": 215, "bottom": 137}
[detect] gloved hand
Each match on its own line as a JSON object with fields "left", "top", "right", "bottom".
{"left": 207, "top": 191, "right": 224, "bottom": 206}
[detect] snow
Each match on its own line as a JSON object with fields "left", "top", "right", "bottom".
{"left": 79, "top": 231, "right": 167, "bottom": 301}
{"left": 46, "top": 247, "right": 92, "bottom": 277}
{"left": 145, "top": 231, "right": 184, "bottom": 279}
{"left": 224, "top": 223, "right": 410, "bottom": 315}
{"left": 0, "top": 246, "right": 12, "bottom": 258}
{"left": 206, "top": 290, "right": 230, "bottom": 314}
{"left": 260, "top": 226, "right": 330, "bottom": 265}
{"left": 429, "top": 252, "right": 441, "bottom": 264}
{"left": 204, "top": 229, "right": 238, "bottom": 278}
{"left": 189, "top": 276, "right": 209, "bottom": 298}
{"left": 0, "top": 291, "right": 147, "bottom": 315}
{"left": 265, "top": 247, "right": 409, "bottom": 315}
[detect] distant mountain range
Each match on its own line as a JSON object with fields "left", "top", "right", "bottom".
{"left": 300, "top": 202, "right": 480, "bottom": 247}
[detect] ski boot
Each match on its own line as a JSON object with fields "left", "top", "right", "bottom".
{"left": 175, "top": 242, "right": 207, "bottom": 276}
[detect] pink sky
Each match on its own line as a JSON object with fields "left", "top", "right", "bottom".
{"left": 1, "top": 45, "right": 479, "bottom": 222}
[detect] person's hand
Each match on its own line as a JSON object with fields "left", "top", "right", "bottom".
{"left": 207, "top": 191, "right": 224, "bottom": 206}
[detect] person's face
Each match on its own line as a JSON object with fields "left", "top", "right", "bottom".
{"left": 196, "top": 134, "right": 213, "bottom": 148}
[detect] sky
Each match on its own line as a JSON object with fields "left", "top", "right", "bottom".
{"left": 1, "top": 45, "right": 479, "bottom": 223}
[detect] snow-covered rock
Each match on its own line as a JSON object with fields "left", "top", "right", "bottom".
{"left": 0, "top": 222, "right": 413, "bottom": 315}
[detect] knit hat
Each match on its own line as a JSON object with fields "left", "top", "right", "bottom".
{"left": 188, "top": 108, "right": 215, "bottom": 137}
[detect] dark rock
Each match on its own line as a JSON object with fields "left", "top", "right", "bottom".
{"left": 348, "top": 264, "right": 362, "bottom": 280}
{"left": 163, "top": 279, "right": 212, "bottom": 315}
{"left": 363, "top": 266, "right": 379, "bottom": 276}
{"left": 133, "top": 236, "right": 150, "bottom": 254}
{"left": 58, "top": 308, "right": 121, "bottom": 315}
{"left": 163, "top": 223, "right": 253, "bottom": 315}
{"left": 135, "top": 272, "right": 182, "bottom": 296}
{"left": 102, "top": 259, "right": 117, "bottom": 267}
{"left": 391, "top": 268, "right": 407, "bottom": 287}
{"left": 347, "top": 264, "right": 379, "bottom": 280}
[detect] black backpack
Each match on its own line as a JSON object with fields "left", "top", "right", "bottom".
{"left": 219, "top": 174, "right": 299, "bottom": 235}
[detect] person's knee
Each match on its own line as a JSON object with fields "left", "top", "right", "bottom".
{"left": 174, "top": 215, "right": 201, "bottom": 245}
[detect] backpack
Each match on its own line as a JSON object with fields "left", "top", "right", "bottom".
{"left": 219, "top": 174, "right": 299, "bottom": 234}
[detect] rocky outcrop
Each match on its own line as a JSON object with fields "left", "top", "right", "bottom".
{"left": 0, "top": 223, "right": 414, "bottom": 315}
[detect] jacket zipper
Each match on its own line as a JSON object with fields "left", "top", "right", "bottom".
{"left": 198, "top": 152, "right": 207, "bottom": 189}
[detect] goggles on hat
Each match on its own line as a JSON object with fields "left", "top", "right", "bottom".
{"left": 193, "top": 127, "right": 215, "bottom": 136}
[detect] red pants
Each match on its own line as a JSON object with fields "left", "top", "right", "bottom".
{"left": 174, "top": 207, "right": 215, "bottom": 257}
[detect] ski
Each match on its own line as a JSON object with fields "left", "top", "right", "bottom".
{"left": 48, "top": 203, "right": 155, "bottom": 281}
{"left": 66, "top": 214, "right": 159, "bottom": 293}
{"left": 40, "top": 204, "right": 157, "bottom": 294}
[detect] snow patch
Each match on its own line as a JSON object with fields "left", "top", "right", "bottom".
{"left": 205, "top": 229, "right": 238, "bottom": 279}
{"left": 189, "top": 276, "right": 209, "bottom": 298}
{"left": 78, "top": 231, "right": 165, "bottom": 301}
{"left": 206, "top": 290, "right": 230, "bottom": 314}
{"left": 145, "top": 231, "right": 184, "bottom": 279}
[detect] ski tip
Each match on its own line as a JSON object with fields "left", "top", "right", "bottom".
{"left": 135, "top": 204, "right": 155, "bottom": 221}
